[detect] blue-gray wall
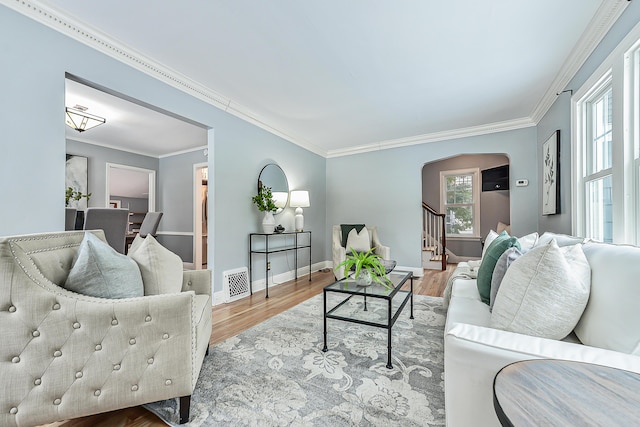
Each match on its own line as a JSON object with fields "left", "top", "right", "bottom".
{"left": 0, "top": 6, "right": 326, "bottom": 297}
{"left": 326, "top": 127, "right": 539, "bottom": 270}
{"left": 536, "top": 0, "right": 640, "bottom": 235}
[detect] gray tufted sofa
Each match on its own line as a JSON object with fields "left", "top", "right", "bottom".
{"left": 0, "top": 230, "right": 212, "bottom": 426}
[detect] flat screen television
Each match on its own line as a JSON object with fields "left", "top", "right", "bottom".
{"left": 482, "top": 164, "right": 509, "bottom": 191}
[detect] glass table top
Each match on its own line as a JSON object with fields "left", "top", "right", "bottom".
{"left": 324, "top": 270, "right": 412, "bottom": 298}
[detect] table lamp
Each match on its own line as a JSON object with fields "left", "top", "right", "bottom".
{"left": 290, "top": 190, "right": 310, "bottom": 231}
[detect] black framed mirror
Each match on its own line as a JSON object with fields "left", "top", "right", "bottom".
{"left": 258, "top": 164, "right": 289, "bottom": 214}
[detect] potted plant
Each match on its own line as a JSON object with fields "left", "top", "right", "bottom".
{"left": 65, "top": 186, "right": 92, "bottom": 207}
{"left": 335, "top": 248, "right": 389, "bottom": 286}
{"left": 252, "top": 185, "right": 277, "bottom": 233}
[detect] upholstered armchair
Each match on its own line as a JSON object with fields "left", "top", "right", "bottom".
{"left": 0, "top": 230, "right": 211, "bottom": 426}
{"left": 332, "top": 225, "right": 391, "bottom": 280}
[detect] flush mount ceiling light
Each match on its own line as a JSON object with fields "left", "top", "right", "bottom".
{"left": 65, "top": 105, "right": 106, "bottom": 132}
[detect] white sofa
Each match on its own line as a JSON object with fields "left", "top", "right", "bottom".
{"left": 444, "top": 233, "right": 640, "bottom": 426}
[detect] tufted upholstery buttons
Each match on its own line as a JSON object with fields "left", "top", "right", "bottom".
{"left": 165, "top": 379, "right": 172, "bottom": 386}
{"left": 34, "top": 378, "right": 42, "bottom": 386}
{"left": 32, "top": 330, "right": 40, "bottom": 337}
{"left": 75, "top": 371, "right": 83, "bottom": 379}
{"left": 73, "top": 322, "right": 81, "bottom": 329}
{"left": 52, "top": 303, "right": 60, "bottom": 310}
{"left": 147, "top": 357, "right": 154, "bottom": 364}
{"left": 53, "top": 350, "right": 62, "bottom": 357}
{"left": 129, "top": 338, "right": 136, "bottom": 345}
{"left": 145, "top": 315, "right": 152, "bottom": 322}
{"left": 8, "top": 305, "right": 16, "bottom": 313}
{"left": 111, "top": 319, "right": 118, "bottom": 326}
{"left": 11, "top": 356, "right": 20, "bottom": 363}
{"left": 53, "top": 398, "right": 61, "bottom": 405}
{"left": 113, "top": 364, "right": 121, "bottom": 371}
{"left": 10, "top": 407, "right": 17, "bottom": 415}
{"left": 95, "top": 344, "right": 102, "bottom": 351}
{"left": 94, "top": 389, "right": 101, "bottom": 397}
{"left": 162, "top": 333, "right": 169, "bottom": 340}
{"left": 187, "top": 280, "right": 192, "bottom": 286}
{"left": 131, "top": 384, "right": 139, "bottom": 391}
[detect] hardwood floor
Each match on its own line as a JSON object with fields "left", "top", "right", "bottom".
{"left": 41, "top": 266, "right": 454, "bottom": 426}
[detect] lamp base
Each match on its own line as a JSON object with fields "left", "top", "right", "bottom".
{"left": 294, "top": 207, "right": 304, "bottom": 232}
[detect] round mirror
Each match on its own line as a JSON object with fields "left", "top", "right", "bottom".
{"left": 258, "top": 164, "right": 289, "bottom": 214}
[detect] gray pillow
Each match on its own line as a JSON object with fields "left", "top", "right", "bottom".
{"left": 489, "top": 247, "right": 523, "bottom": 311}
{"left": 490, "top": 241, "right": 591, "bottom": 340}
{"left": 64, "top": 232, "right": 144, "bottom": 298}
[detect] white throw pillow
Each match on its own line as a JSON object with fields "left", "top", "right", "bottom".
{"left": 128, "top": 234, "right": 183, "bottom": 295}
{"left": 482, "top": 230, "right": 500, "bottom": 259}
{"left": 517, "top": 232, "right": 538, "bottom": 251}
{"left": 490, "top": 241, "right": 591, "bottom": 340}
{"left": 346, "top": 227, "right": 371, "bottom": 253}
{"left": 575, "top": 242, "right": 640, "bottom": 355}
{"left": 535, "top": 231, "right": 584, "bottom": 248}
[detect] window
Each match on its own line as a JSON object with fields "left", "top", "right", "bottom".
{"left": 440, "top": 168, "right": 480, "bottom": 238}
{"left": 573, "top": 26, "right": 640, "bottom": 244}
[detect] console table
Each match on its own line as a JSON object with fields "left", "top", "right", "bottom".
{"left": 249, "top": 231, "right": 311, "bottom": 298}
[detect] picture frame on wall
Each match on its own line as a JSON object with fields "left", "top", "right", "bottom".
{"left": 542, "top": 130, "right": 560, "bottom": 215}
{"left": 65, "top": 154, "right": 88, "bottom": 210}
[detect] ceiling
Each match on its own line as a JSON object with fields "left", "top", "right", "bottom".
{"left": 44, "top": 1, "right": 614, "bottom": 157}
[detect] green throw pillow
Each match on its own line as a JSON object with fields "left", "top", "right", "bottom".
{"left": 477, "top": 231, "right": 520, "bottom": 305}
{"left": 64, "top": 232, "right": 144, "bottom": 298}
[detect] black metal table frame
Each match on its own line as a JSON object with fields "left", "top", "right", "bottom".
{"left": 249, "top": 231, "right": 311, "bottom": 298}
{"left": 322, "top": 271, "right": 414, "bottom": 369}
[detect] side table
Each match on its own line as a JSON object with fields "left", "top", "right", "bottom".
{"left": 493, "top": 359, "right": 640, "bottom": 426}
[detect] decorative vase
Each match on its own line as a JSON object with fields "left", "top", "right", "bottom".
{"left": 262, "top": 211, "right": 275, "bottom": 234}
{"left": 354, "top": 269, "right": 373, "bottom": 286}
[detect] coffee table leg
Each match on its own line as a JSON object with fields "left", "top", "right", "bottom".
{"left": 386, "top": 299, "right": 393, "bottom": 369}
{"left": 322, "top": 289, "right": 328, "bottom": 352}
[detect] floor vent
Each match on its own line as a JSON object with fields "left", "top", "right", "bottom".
{"left": 223, "top": 267, "right": 250, "bottom": 303}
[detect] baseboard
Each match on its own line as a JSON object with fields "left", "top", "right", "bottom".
{"left": 212, "top": 261, "right": 331, "bottom": 306}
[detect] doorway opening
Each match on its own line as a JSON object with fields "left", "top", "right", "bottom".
{"left": 194, "top": 164, "right": 208, "bottom": 270}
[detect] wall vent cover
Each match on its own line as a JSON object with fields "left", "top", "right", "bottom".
{"left": 223, "top": 267, "right": 250, "bottom": 303}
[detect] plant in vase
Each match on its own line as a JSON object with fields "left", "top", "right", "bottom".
{"left": 252, "top": 185, "right": 277, "bottom": 234}
{"left": 335, "top": 248, "right": 391, "bottom": 287}
{"left": 65, "top": 186, "right": 92, "bottom": 207}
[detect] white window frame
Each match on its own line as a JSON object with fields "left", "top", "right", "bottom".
{"left": 572, "top": 21, "right": 640, "bottom": 244}
{"left": 440, "top": 168, "right": 481, "bottom": 239}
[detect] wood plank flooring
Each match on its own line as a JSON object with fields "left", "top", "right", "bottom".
{"left": 41, "top": 266, "right": 455, "bottom": 427}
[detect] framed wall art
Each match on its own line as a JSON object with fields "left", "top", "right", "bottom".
{"left": 542, "top": 130, "right": 560, "bottom": 215}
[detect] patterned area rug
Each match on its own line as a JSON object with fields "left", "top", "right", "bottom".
{"left": 145, "top": 293, "right": 446, "bottom": 426}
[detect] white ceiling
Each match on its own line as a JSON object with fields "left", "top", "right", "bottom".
{"left": 43, "top": 1, "right": 613, "bottom": 157}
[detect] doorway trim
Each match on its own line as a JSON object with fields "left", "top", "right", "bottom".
{"left": 193, "top": 162, "right": 208, "bottom": 270}
{"left": 105, "top": 163, "right": 156, "bottom": 212}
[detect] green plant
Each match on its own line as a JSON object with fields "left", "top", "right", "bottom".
{"left": 335, "top": 248, "right": 389, "bottom": 285}
{"left": 65, "top": 186, "right": 92, "bottom": 206}
{"left": 252, "top": 185, "right": 277, "bottom": 212}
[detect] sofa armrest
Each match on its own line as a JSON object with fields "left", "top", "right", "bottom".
{"left": 374, "top": 244, "right": 390, "bottom": 260}
{"left": 181, "top": 269, "right": 211, "bottom": 295}
{"left": 444, "top": 322, "right": 640, "bottom": 427}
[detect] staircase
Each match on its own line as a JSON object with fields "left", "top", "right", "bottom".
{"left": 422, "top": 202, "right": 447, "bottom": 270}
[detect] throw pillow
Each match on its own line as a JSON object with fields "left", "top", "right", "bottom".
{"left": 345, "top": 227, "right": 371, "bottom": 253}
{"left": 535, "top": 231, "right": 584, "bottom": 248}
{"left": 477, "top": 231, "right": 520, "bottom": 304}
{"left": 64, "top": 232, "right": 144, "bottom": 298}
{"left": 340, "top": 224, "right": 366, "bottom": 248}
{"left": 490, "top": 241, "right": 591, "bottom": 340}
{"left": 482, "top": 230, "right": 500, "bottom": 259}
{"left": 489, "top": 247, "right": 523, "bottom": 311}
{"left": 517, "top": 232, "right": 538, "bottom": 251}
{"left": 496, "top": 221, "right": 511, "bottom": 235}
{"left": 128, "top": 234, "right": 183, "bottom": 295}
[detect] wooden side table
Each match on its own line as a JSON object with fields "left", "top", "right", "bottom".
{"left": 493, "top": 359, "right": 640, "bottom": 426}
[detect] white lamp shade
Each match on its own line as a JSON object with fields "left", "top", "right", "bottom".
{"left": 289, "top": 190, "right": 310, "bottom": 208}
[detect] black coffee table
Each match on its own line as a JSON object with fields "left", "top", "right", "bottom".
{"left": 322, "top": 270, "right": 413, "bottom": 369}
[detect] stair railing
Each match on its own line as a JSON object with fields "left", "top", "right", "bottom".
{"left": 422, "top": 202, "right": 447, "bottom": 271}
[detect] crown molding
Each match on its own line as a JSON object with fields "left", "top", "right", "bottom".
{"left": 326, "top": 117, "right": 536, "bottom": 158}
{"left": 530, "top": 0, "right": 630, "bottom": 123}
{"left": 3, "top": 0, "right": 327, "bottom": 157}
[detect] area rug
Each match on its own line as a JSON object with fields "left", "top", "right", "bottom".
{"left": 145, "top": 293, "right": 446, "bottom": 426}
